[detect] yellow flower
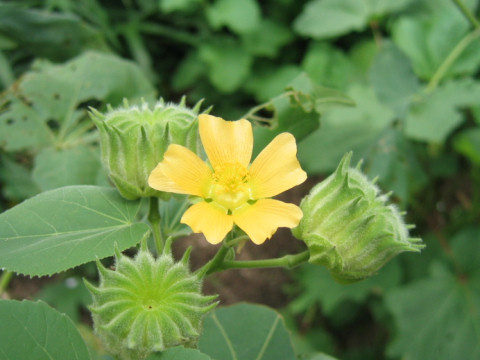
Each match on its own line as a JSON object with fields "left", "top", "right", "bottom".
{"left": 148, "top": 114, "right": 307, "bottom": 245}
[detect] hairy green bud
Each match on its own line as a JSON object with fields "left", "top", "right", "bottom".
{"left": 293, "top": 152, "right": 424, "bottom": 283}
{"left": 84, "top": 246, "right": 217, "bottom": 360}
{"left": 90, "top": 97, "right": 204, "bottom": 200}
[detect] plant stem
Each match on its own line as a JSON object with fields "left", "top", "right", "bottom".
{"left": 209, "top": 250, "right": 310, "bottom": 274}
{"left": 198, "top": 242, "right": 231, "bottom": 277}
{"left": 452, "top": 0, "right": 480, "bottom": 29}
{"left": 425, "top": 28, "right": 480, "bottom": 93}
{"left": 148, "top": 197, "right": 164, "bottom": 254}
{"left": 0, "top": 271, "right": 13, "bottom": 296}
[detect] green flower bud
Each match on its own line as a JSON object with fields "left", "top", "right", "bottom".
{"left": 84, "top": 245, "right": 217, "bottom": 360}
{"left": 293, "top": 152, "right": 424, "bottom": 283}
{"left": 90, "top": 97, "right": 204, "bottom": 200}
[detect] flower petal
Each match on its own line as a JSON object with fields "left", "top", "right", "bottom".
{"left": 181, "top": 202, "right": 233, "bottom": 244}
{"left": 249, "top": 133, "right": 307, "bottom": 198}
{"left": 148, "top": 144, "right": 212, "bottom": 197}
{"left": 233, "top": 199, "right": 303, "bottom": 245}
{"left": 199, "top": 114, "right": 253, "bottom": 168}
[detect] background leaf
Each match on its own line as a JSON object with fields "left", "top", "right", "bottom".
{"left": 0, "top": 186, "right": 150, "bottom": 276}
{"left": 148, "top": 346, "right": 213, "bottom": 360}
{"left": 198, "top": 303, "right": 296, "bottom": 360}
{"left": 385, "top": 227, "right": 480, "bottom": 360}
{"left": 0, "top": 299, "right": 91, "bottom": 360}
{"left": 0, "top": 51, "right": 156, "bottom": 152}
{"left": 298, "top": 83, "right": 394, "bottom": 173}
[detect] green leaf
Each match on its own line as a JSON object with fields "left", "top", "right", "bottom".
{"left": 35, "top": 277, "right": 91, "bottom": 323}
{"left": 199, "top": 40, "right": 252, "bottom": 93}
{"left": 369, "top": 41, "right": 420, "bottom": 117}
{"left": 159, "top": 0, "right": 201, "bottom": 13}
{"left": 392, "top": 5, "right": 480, "bottom": 80}
{"left": 386, "top": 227, "right": 480, "bottom": 360}
{"left": 363, "top": 128, "right": 428, "bottom": 204}
{"left": 0, "top": 186, "right": 150, "bottom": 276}
{"left": 453, "top": 128, "right": 480, "bottom": 165}
{"left": 0, "top": 155, "right": 41, "bottom": 201}
{"left": 160, "top": 196, "right": 192, "bottom": 240}
{"left": 148, "top": 346, "right": 213, "bottom": 359}
{"left": 206, "top": 0, "right": 261, "bottom": 34}
{"left": 241, "top": 19, "right": 293, "bottom": 57}
{"left": 298, "top": 83, "right": 394, "bottom": 173}
{"left": 32, "top": 145, "right": 104, "bottom": 191}
{"left": 404, "top": 79, "right": 480, "bottom": 143}
{"left": 290, "top": 260, "right": 402, "bottom": 317}
{"left": 0, "top": 3, "right": 107, "bottom": 62}
{"left": 294, "top": 0, "right": 414, "bottom": 39}
{"left": 0, "top": 300, "right": 91, "bottom": 360}
{"left": 246, "top": 65, "right": 302, "bottom": 102}
{"left": 301, "top": 42, "right": 357, "bottom": 90}
{"left": 198, "top": 303, "right": 296, "bottom": 360}
{"left": 0, "top": 51, "right": 156, "bottom": 152}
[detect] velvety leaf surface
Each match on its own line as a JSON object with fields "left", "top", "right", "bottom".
{"left": 0, "top": 300, "right": 91, "bottom": 360}
{"left": 199, "top": 303, "right": 296, "bottom": 360}
{"left": 0, "top": 186, "right": 149, "bottom": 276}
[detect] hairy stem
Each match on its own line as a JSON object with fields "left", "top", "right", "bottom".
{"left": 209, "top": 250, "right": 310, "bottom": 274}
{"left": 452, "top": 0, "right": 480, "bottom": 29}
{"left": 425, "top": 28, "right": 480, "bottom": 93}
{"left": 0, "top": 271, "right": 13, "bottom": 296}
{"left": 148, "top": 197, "right": 164, "bottom": 254}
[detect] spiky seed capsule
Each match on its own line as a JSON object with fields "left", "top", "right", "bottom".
{"left": 292, "top": 152, "right": 424, "bottom": 283}
{"left": 84, "top": 248, "right": 217, "bottom": 360}
{"left": 90, "top": 97, "right": 204, "bottom": 200}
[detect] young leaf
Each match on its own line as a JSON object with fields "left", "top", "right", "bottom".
{"left": 198, "top": 303, "right": 296, "bottom": 360}
{"left": 0, "top": 299, "right": 91, "bottom": 360}
{"left": 0, "top": 185, "right": 150, "bottom": 276}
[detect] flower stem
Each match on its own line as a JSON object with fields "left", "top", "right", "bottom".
{"left": 0, "top": 271, "right": 13, "bottom": 296}
{"left": 198, "top": 242, "right": 230, "bottom": 277}
{"left": 148, "top": 197, "right": 164, "bottom": 254}
{"left": 452, "top": 0, "right": 480, "bottom": 29}
{"left": 208, "top": 250, "right": 310, "bottom": 274}
{"left": 425, "top": 28, "right": 480, "bottom": 93}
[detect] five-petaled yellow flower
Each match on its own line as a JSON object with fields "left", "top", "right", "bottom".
{"left": 148, "top": 114, "right": 307, "bottom": 245}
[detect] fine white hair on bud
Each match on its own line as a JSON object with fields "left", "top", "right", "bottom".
{"left": 293, "top": 152, "right": 424, "bottom": 283}
{"left": 84, "top": 244, "right": 217, "bottom": 360}
{"left": 89, "top": 97, "right": 206, "bottom": 200}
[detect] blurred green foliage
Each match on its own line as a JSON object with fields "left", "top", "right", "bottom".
{"left": 0, "top": 0, "right": 479, "bottom": 359}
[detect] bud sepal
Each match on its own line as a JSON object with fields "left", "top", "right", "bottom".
{"left": 90, "top": 97, "right": 204, "bottom": 200}
{"left": 84, "top": 245, "right": 217, "bottom": 359}
{"left": 293, "top": 152, "right": 424, "bottom": 283}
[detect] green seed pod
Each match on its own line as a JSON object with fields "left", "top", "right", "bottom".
{"left": 90, "top": 97, "right": 204, "bottom": 200}
{"left": 84, "top": 245, "right": 217, "bottom": 360}
{"left": 292, "top": 152, "right": 424, "bottom": 283}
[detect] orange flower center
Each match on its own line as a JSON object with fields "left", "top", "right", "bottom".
{"left": 210, "top": 162, "right": 251, "bottom": 211}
